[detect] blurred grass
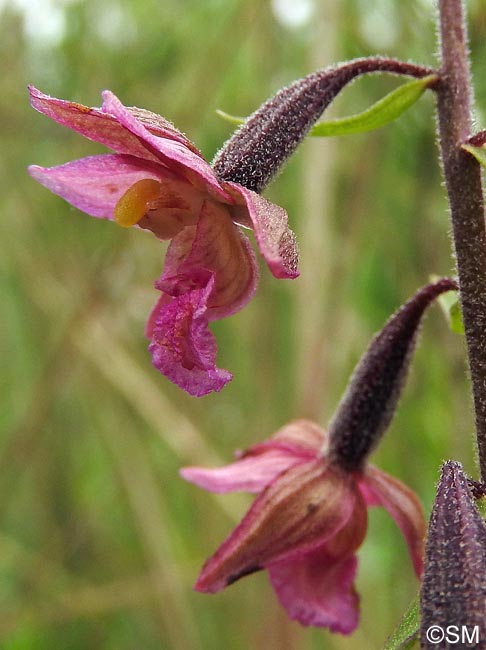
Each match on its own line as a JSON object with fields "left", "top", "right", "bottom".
{"left": 2, "top": 0, "right": 486, "bottom": 648}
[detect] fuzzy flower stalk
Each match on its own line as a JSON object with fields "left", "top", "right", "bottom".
{"left": 420, "top": 461, "right": 486, "bottom": 649}
{"left": 182, "top": 278, "right": 456, "bottom": 633}
{"left": 28, "top": 58, "right": 433, "bottom": 396}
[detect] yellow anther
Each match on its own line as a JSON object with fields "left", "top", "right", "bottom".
{"left": 114, "top": 179, "right": 161, "bottom": 227}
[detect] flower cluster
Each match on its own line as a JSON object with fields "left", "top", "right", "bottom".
{"left": 29, "top": 61, "right": 460, "bottom": 637}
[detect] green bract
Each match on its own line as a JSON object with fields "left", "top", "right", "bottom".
{"left": 217, "top": 74, "right": 437, "bottom": 138}
{"left": 310, "top": 75, "right": 436, "bottom": 137}
{"left": 462, "top": 142, "right": 486, "bottom": 169}
{"left": 382, "top": 594, "right": 420, "bottom": 650}
{"left": 437, "top": 288, "right": 464, "bottom": 335}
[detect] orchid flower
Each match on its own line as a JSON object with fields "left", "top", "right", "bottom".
{"left": 181, "top": 278, "right": 457, "bottom": 632}
{"left": 28, "top": 58, "right": 436, "bottom": 397}
{"left": 27, "top": 87, "right": 298, "bottom": 396}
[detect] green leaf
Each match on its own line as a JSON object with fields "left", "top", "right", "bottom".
{"left": 310, "top": 75, "right": 437, "bottom": 137}
{"left": 215, "top": 109, "right": 245, "bottom": 125}
{"left": 462, "top": 143, "right": 486, "bottom": 169}
{"left": 436, "top": 286, "right": 464, "bottom": 335}
{"left": 216, "top": 75, "right": 437, "bottom": 137}
{"left": 382, "top": 594, "right": 420, "bottom": 650}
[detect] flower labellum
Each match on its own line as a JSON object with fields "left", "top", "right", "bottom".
{"left": 27, "top": 87, "right": 299, "bottom": 396}
{"left": 181, "top": 278, "right": 456, "bottom": 632}
{"left": 420, "top": 461, "right": 486, "bottom": 649}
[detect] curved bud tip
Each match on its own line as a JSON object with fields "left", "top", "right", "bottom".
{"left": 327, "top": 278, "right": 457, "bottom": 472}
{"left": 420, "top": 461, "right": 486, "bottom": 647}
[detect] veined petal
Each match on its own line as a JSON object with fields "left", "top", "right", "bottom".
{"left": 180, "top": 448, "right": 306, "bottom": 494}
{"left": 194, "top": 462, "right": 357, "bottom": 593}
{"left": 181, "top": 420, "right": 323, "bottom": 494}
{"left": 28, "top": 85, "right": 200, "bottom": 161}
{"left": 157, "top": 201, "right": 258, "bottom": 320}
{"left": 28, "top": 154, "right": 165, "bottom": 219}
{"left": 102, "top": 91, "right": 232, "bottom": 202}
{"left": 225, "top": 183, "right": 299, "bottom": 279}
{"left": 270, "top": 419, "right": 325, "bottom": 453}
{"left": 148, "top": 275, "right": 232, "bottom": 397}
{"left": 359, "top": 466, "right": 425, "bottom": 577}
{"left": 269, "top": 551, "right": 359, "bottom": 633}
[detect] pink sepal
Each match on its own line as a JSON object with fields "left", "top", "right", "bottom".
{"left": 226, "top": 183, "right": 299, "bottom": 279}
{"left": 358, "top": 466, "right": 425, "bottom": 577}
{"left": 102, "top": 91, "right": 232, "bottom": 202}
{"left": 28, "top": 154, "right": 164, "bottom": 219}
{"left": 28, "top": 85, "right": 201, "bottom": 160}
{"left": 194, "top": 462, "right": 357, "bottom": 593}
{"left": 181, "top": 445, "right": 308, "bottom": 495}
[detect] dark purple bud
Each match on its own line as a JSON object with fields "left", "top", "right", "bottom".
{"left": 212, "top": 58, "right": 436, "bottom": 193}
{"left": 327, "top": 278, "right": 457, "bottom": 472}
{"left": 420, "top": 461, "right": 486, "bottom": 649}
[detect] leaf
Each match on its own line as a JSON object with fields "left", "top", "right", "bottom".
{"left": 309, "top": 75, "right": 437, "bottom": 137}
{"left": 462, "top": 143, "right": 486, "bottom": 169}
{"left": 216, "top": 75, "right": 437, "bottom": 137}
{"left": 215, "top": 109, "right": 245, "bottom": 125}
{"left": 436, "top": 286, "right": 464, "bottom": 335}
{"left": 382, "top": 594, "right": 420, "bottom": 650}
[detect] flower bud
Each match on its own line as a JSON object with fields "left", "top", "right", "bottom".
{"left": 327, "top": 278, "right": 457, "bottom": 472}
{"left": 420, "top": 461, "right": 486, "bottom": 648}
{"left": 213, "top": 58, "right": 434, "bottom": 193}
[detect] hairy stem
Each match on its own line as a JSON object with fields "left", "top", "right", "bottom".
{"left": 436, "top": 0, "right": 486, "bottom": 479}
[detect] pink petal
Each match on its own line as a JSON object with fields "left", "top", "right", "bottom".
{"left": 194, "top": 462, "right": 358, "bottom": 593}
{"left": 269, "top": 549, "right": 359, "bottom": 633}
{"left": 358, "top": 466, "right": 425, "bottom": 577}
{"left": 148, "top": 275, "right": 232, "bottom": 397}
{"left": 226, "top": 183, "right": 299, "bottom": 279}
{"left": 181, "top": 420, "right": 324, "bottom": 494}
{"left": 156, "top": 200, "right": 258, "bottom": 321}
{"left": 29, "top": 85, "right": 163, "bottom": 162}
{"left": 270, "top": 419, "right": 325, "bottom": 453}
{"left": 102, "top": 91, "right": 232, "bottom": 202}
{"left": 181, "top": 446, "right": 308, "bottom": 495}
{"left": 28, "top": 154, "right": 165, "bottom": 219}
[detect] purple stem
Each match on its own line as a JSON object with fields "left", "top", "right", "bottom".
{"left": 436, "top": 0, "right": 486, "bottom": 479}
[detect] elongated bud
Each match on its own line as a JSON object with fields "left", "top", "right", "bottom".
{"left": 213, "top": 58, "right": 435, "bottom": 193}
{"left": 420, "top": 462, "right": 486, "bottom": 649}
{"left": 327, "top": 278, "right": 457, "bottom": 472}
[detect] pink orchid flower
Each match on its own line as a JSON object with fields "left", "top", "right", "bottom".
{"left": 181, "top": 419, "right": 424, "bottom": 634}
{"left": 28, "top": 86, "right": 299, "bottom": 396}
{"left": 180, "top": 279, "right": 458, "bottom": 632}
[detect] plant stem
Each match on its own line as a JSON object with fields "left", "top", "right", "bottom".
{"left": 436, "top": 0, "right": 486, "bottom": 479}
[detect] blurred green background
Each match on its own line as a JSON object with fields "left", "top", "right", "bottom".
{"left": 2, "top": 0, "right": 486, "bottom": 648}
